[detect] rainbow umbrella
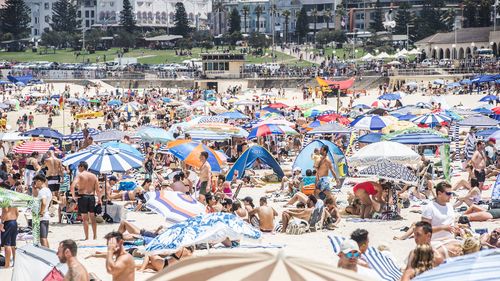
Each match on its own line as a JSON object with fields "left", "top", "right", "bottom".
{"left": 247, "top": 124, "right": 298, "bottom": 140}
{"left": 144, "top": 191, "right": 206, "bottom": 224}
{"left": 167, "top": 140, "right": 225, "bottom": 172}
{"left": 303, "top": 105, "right": 336, "bottom": 118}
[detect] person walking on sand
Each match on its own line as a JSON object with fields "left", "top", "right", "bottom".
{"left": 471, "top": 140, "right": 487, "bottom": 190}
{"left": 0, "top": 205, "right": 19, "bottom": 268}
{"left": 197, "top": 151, "right": 211, "bottom": 203}
{"left": 34, "top": 174, "right": 52, "bottom": 248}
{"left": 315, "top": 145, "right": 340, "bottom": 200}
{"left": 105, "top": 231, "right": 135, "bottom": 281}
{"left": 57, "top": 239, "right": 90, "bottom": 281}
{"left": 71, "top": 161, "right": 102, "bottom": 240}
{"left": 45, "top": 150, "right": 64, "bottom": 198}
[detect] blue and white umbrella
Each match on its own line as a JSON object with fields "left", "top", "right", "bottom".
{"left": 411, "top": 113, "right": 451, "bottom": 128}
{"left": 479, "top": 95, "right": 498, "bottom": 102}
{"left": 107, "top": 99, "right": 122, "bottom": 106}
{"left": 120, "top": 102, "right": 140, "bottom": 112}
{"left": 63, "top": 128, "right": 100, "bottom": 141}
{"left": 414, "top": 249, "right": 500, "bottom": 281}
{"left": 93, "top": 129, "right": 125, "bottom": 142}
{"left": 350, "top": 115, "right": 394, "bottom": 130}
{"left": 101, "top": 141, "right": 142, "bottom": 157}
{"left": 433, "top": 79, "right": 445, "bottom": 85}
{"left": 217, "top": 111, "right": 250, "bottom": 119}
{"left": 136, "top": 126, "right": 174, "bottom": 143}
{"left": 62, "top": 146, "right": 144, "bottom": 173}
{"left": 378, "top": 93, "right": 401, "bottom": 101}
{"left": 145, "top": 212, "right": 261, "bottom": 254}
{"left": 395, "top": 113, "right": 417, "bottom": 121}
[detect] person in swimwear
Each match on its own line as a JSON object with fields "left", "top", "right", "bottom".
{"left": 353, "top": 180, "right": 383, "bottom": 219}
{"left": 315, "top": 145, "right": 340, "bottom": 200}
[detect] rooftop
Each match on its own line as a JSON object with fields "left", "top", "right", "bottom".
{"left": 416, "top": 27, "right": 493, "bottom": 45}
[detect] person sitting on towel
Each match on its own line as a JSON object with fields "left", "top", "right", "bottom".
{"left": 248, "top": 197, "right": 278, "bottom": 232}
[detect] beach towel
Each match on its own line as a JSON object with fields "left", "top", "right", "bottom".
{"left": 464, "top": 132, "right": 476, "bottom": 161}
{"left": 328, "top": 235, "right": 402, "bottom": 281}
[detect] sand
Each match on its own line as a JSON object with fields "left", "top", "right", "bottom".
{"left": 0, "top": 81, "right": 499, "bottom": 281}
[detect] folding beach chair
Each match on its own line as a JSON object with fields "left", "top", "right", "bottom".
{"left": 328, "top": 235, "right": 402, "bottom": 281}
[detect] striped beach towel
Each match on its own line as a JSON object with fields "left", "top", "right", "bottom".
{"left": 464, "top": 132, "right": 476, "bottom": 161}
{"left": 328, "top": 235, "right": 402, "bottom": 281}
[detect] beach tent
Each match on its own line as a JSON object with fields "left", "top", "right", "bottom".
{"left": 12, "top": 244, "right": 68, "bottom": 281}
{"left": 316, "top": 77, "right": 355, "bottom": 90}
{"left": 7, "top": 74, "right": 33, "bottom": 85}
{"left": 293, "top": 140, "right": 347, "bottom": 177}
{"left": 226, "top": 145, "right": 284, "bottom": 181}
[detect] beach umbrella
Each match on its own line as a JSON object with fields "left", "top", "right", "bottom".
{"left": 93, "top": 129, "right": 125, "bottom": 142}
{"left": 101, "top": 141, "right": 142, "bottom": 157}
{"left": 358, "top": 159, "right": 418, "bottom": 184}
{"left": 353, "top": 104, "right": 371, "bottom": 109}
{"left": 0, "top": 132, "right": 29, "bottom": 141}
{"left": 381, "top": 121, "right": 417, "bottom": 134}
{"left": 472, "top": 107, "right": 493, "bottom": 115}
{"left": 479, "top": 95, "right": 498, "bottom": 102}
{"left": 410, "top": 113, "right": 451, "bottom": 128}
{"left": 136, "top": 126, "right": 174, "bottom": 143}
{"left": 317, "top": 113, "right": 351, "bottom": 125}
{"left": 357, "top": 133, "right": 383, "bottom": 144}
{"left": 307, "top": 122, "right": 352, "bottom": 135}
{"left": 371, "top": 100, "right": 388, "bottom": 108}
{"left": 457, "top": 115, "right": 499, "bottom": 127}
{"left": 349, "top": 115, "right": 394, "bottom": 130}
{"left": 349, "top": 141, "right": 421, "bottom": 166}
{"left": 191, "top": 100, "right": 209, "bottom": 108}
{"left": 107, "top": 99, "right": 122, "bottom": 106}
{"left": 383, "top": 129, "right": 450, "bottom": 145}
{"left": 304, "top": 105, "right": 337, "bottom": 118}
{"left": 62, "top": 146, "right": 144, "bottom": 173}
{"left": 303, "top": 120, "right": 327, "bottom": 131}
{"left": 378, "top": 93, "right": 401, "bottom": 101}
{"left": 217, "top": 111, "right": 250, "bottom": 119}
{"left": 147, "top": 251, "right": 370, "bottom": 281}
{"left": 252, "top": 118, "right": 295, "bottom": 128}
{"left": 0, "top": 188, "right": 36, "bottom": 208}
{"left": 247, "top": 124, "right": 298, "bottom": 139}
{"left": 366, "top": 108, "right": 389, "bottom": 116}
{"left": 267, "top": 102, "right": 289, "bottom": 109}
{"left": 13, "top": 140, "right": 57, "bottom": 154}
{"left": 414, "top": 249, "right": 500, "bottom": 281}
{"left": 144, "top": 191, "right": 205, "bottom": 224}
{"left": 0, "top": 103, "right": 9, "bottom": 109}
{"left": 145, "top": 213, "right": 261, "bottom": 254}
{"left": 63, "top": 128, "right": 100, "bottom": 141}
{"left": 120, "top": 102, "right": 140, "bottom": 112}
{"left": 395, "top": 113, "right": 417, "bottom": 121}
{"left": 186, "top": 123, "right": 249, "bottom": 139}
{"left": 161, "top": 97, "right": 172, "bottom": 103}
{"left": 493, "top": 107, "right": 500, "bottom": 114}
{"left": 167, "top": 140, "right": 225, "bottom": 172}
{"left": 433, "top": 79, "right": 445, "bottom": 85}
{"left": 22, "top": 127, "right": 63, "bottom": 140}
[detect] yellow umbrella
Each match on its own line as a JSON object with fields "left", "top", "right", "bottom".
{"left": 381, "top": 120, "right": 417, "bottom": 134}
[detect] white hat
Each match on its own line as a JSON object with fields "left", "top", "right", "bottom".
{"left": 340, "top": 239, "right": 360, "bottom": 254}
{"left": 293, "top": 167, "right": 302, "bottom": 172}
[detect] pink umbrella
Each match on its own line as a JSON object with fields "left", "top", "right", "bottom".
{"left": 13, "top": 141, "right": 58, "bottom": 154}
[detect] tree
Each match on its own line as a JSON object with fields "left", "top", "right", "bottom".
{"left": 370, "top": 0, "right": 384, "bottom": 32}
{"left": 336, "top": 4, "right": 346, "bottom": 31}
{"left": 213, "top": 1, "right": 224, "bottom": 35}
{"left": 192, "top": 30, "right": 214, "bottom": 51}
{"left": 311, "top": 8, "right": 318, "bottom": 41}
{"left": 331, "top": 30, "right": 347, "bottom": 43}
{"left": 242, "top": 5, "right": 250, "bottom": 33}
{"left": 463, "top": 0, "right": 477, "bottom": 27}
{"left": 120, "top": 0, "right": 136, "bottom": 33}
{"left": 296, "top": 7, "right": 309, "bottom": 43}
{"left": 248, "top": 32, "right": 270, "bottom": 49}
{"left": 324, "top": 8, "right": 332, "bottom": 30}
{"left": 478, "top": 0, "right": 493, "bottom": 27}
{"left": 41, "top": 30, "right": 64, "bottom": 47}
{"left": 282, "top": 10, "right": 290, "bottom": 43}
{"left": 0, "top": 0, "right": 30, "bottom": 40}
{"left": 176, "top": 37, "right": 193, "bottom": 51}
{"left": 394, "top": 2, "right": 415, "bottom": 35}
{"left": 51, "top": 0, "right": 80, "bottom": 33}
{"left": 316, "top": 28, "right": 332, "bottom": 45}
{"left": 413, "top": 0, "right": 448, "bottom": 41}
{"left": 228, "top": 8, "right": 241, "bottom": 34}
{"left": 85, "top": 29, "right": 105, "bottom": 49}
{"left": 173, "top": 2, "right": 191, "bottom": 36}
{"left": 115, "top": 30, "right": 136, "bottom": 48}
{"left": 255, "top": 5, "right": 264, "bottom": 33}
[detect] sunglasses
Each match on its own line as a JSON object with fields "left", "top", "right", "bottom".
{"left": 345, "top": 251, "right": 360, "bottom": 259}
{"left": 445, "top": 191, "right": 453, "bottom": 196}
{"left": 493, "top": 231, "right": 499, "bottom": 235}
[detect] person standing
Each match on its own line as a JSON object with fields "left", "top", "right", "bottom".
{"left": 105, "top": 231, "right": 135, "bottom": 281}
{"left": 34, "top": 174, "right": 52, "bottom": 248}
{"left": 315, "top": 145, "right": 340, "bottom": 200}
{"left": 197, "top": 151, "right": 211, "bottom": 203}
{"left": 143, "top": 152, "right": 155, "bottom": 180}
{"left": 0, "top": 205, "right": 19, "bottom": 267}
{"left": 45, "top": 150, "right": 64, "bottom": 198}
{"left": 71, "top": 161, "right": 102, "bottom": 240}
{"left": 56, "top": 239, "right": 89, "bottom": 281}
{"left": 471, "top": 141, "right": 487, "bottom": 190}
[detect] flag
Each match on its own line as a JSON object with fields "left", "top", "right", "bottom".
{"left": 59, "top": 95, "right": 64, "bottom": 109}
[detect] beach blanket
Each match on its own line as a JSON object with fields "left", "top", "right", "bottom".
{"left": 328, "top": 235, "right": 402, "bottom": 281}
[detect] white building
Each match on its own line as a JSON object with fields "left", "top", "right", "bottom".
{"left": 25, "top": 0, "right": 59, "bottom": 37}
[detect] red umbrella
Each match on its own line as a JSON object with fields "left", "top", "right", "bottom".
{"left": 317, "top": 114, "right": 351, "bottom": 125}
{"left": 267, "top": 102, "right": 289, "bottom": 109}
{"left": 492, "top": 107, "right": 500, "bottom": 114}
{"left": 13, "top": 141, "right": 58, "bottom": 154}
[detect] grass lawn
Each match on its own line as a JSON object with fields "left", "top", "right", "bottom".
{"left": 314, "top": 47, "right": 367, "bottom": 60}
{"left": 0, "top": 47, "right": 314, "bottom": 66}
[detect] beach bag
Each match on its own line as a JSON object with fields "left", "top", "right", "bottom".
{"left": 0, "top": 254, "right": 5, "bottom": 266}
{"left": 286, "top": 218, "right": 309, "bottom": 235}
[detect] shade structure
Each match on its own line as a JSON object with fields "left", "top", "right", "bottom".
{"left": 217, "top": 111, "right": 250, "bottom": 119}
{"left": 145, "top": 213, "right": 261, "bottom": 255}
{"left": 381, "top": 121, "right": 417, "bottom": 134}
{"left": 411, "top": 113, "right": 451, "bottom": 128}
{"left": 186, "top": 123, "right": 249, "bottom": 140}
{"left": 476, "top": 127, "right": 499, "bottom": 139}
{"left": 252, "top": 118, "right": 296, "bottom": 128}
{"left": 0, "top": 132, "right": 29, "bottom": 141}
{"left": 378, "top": 93, "right": 401, "bottom": 100}
{"left": 107, "top": 99, "right": 122, "bottom": 106}
{"left": 457, "top": 115, "right": 499, "bottom": 127}
{"left": 353, "top": 104, "right": 371, "bottom": 109}
{"left": 13, "top": 140, "right": 57, "bottom": 154}
{"left": 22, "top": 127, "right": 63, "bottom": 140}
{"left": 191, "top": 100, "right": 209, "bottom": 108}
{"left": 414, "top": 249, "right": 500, "bottom": 281}
{"left": 167, "top": 140, "right": 224, "bottom": 172}
{"left": 293, "top": 140, "right": 347, "bottom": 177}
{"left": 0, "top": 188, "right": 36, "bottom": 208}
{"left": 384, "top": 131, "right": 450, "bottom": 145}
{"left": 303, "top": 105, "right": 337, "bottom": 118}
{"left": 62, "top": 146, "right": 144, "bottom": 173}
{"left": 394, "top": 113, "right": 417, "bottom": 121}
{"left": 146, "top": 251, "right": 371, "bottom": 281}
{"left": 303, "top": 120, "right": 327, "bottom": 131}
{"left": 479, "top": 95, "right": 498, "bottom": 102}
{"left": 144, "top": 191, "right": 206, "bottom": 224}
{"left": 63, "top": 128, "right": 100, "bottom": 141}
{"left": 12, "top": 244, "right": 68, "bottom": 281}
{"left": 349, "top": 141, "right": 421, "bottom": 166}
{"left": 358, "top": 133, "right": 383, "bottom": 143}
{"left": 371, "top": 100, "right": 388, "bottom": 108}
{"left": 366, "top": 108, "right": 389, "bottom": 116}
{"left": 316, "top": 77, "right": 355, "bottom": 90}
{"left": 247, "top": 124, "right": 298, "bottom": 139}
{"left": 120, "top": 102, "right": 141, "bottom": 112}
{"left": 317, "top": 113, "right": 351, "bottom": 125}
{"left": 101, "top": 141, "right": 142, "bottom": 157}
{"left": 358, "top": 159, "right": 418, "bottom": 184}
{"left": 267, "top": 102, "right": 289, "bottom": 109}
{"left": 93, "top": 129, "right": 125, "bottom": 142}
{"left": 306, "top": 122, "right": 352, "bottom": 135}
{"left": 472, "top": 107, "right": 493, "bottom": 115}
{"left": 350, "top": 115, "right": 394, "bottom": 130}
{"left": 137, "top": 126, "right": 174, "bottom": 143}
{"left": 226, "top": 145, "right": 285, "bottom": 181}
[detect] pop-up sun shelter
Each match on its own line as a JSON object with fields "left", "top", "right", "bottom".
{"left": 293, "top": 140, "right": 348, "bottom": 177}
{"left": 226, "top": 145, "right": 284, "bottom": 181}
{"left": 12, "top": 244, "right": 68, "bottom": 281}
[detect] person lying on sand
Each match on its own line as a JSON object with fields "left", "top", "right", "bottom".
{"left": 136, "top": 247, "right": 194, "bottom": 272}
{"left": 117, "top": 220, "right": 164, "bottom": 241}
{"left": 481, "top": 227, "right": 500, "bottom": 248}
{"left": 464, "top": 204, "right": 500, "bottom": 222}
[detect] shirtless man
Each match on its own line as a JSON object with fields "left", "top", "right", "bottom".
{"left": 57, "top": 239, "right": 89, "bottom": 281}
{"left": 0, "top": 206, "right": 19, "bottom": 267}
{"left": 248, "top": 197, "right": 278, "bottom": 232}
{"left": 315, "top": 145, "right": 340, "bottom": 200}
{"left": 197, "top": 151, "right": 211, "bottom": 203}
{"left": 105, "top": 231, "right": 135, "bottom": 281}
{"left": 45, "top": 150, "right": 64, "bottom": 197}
{"left": 471, "top": 141, "right": 487, "bottom": 190}
{"left": 71, "top": 161, "right": 102, "bottom": 240}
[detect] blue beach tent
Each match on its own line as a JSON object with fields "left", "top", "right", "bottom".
{"left": 293, "top": 140, "right": 348, "bottom": 177}
{"left": 226, "top": 145, "right": 284, "bottom": 181}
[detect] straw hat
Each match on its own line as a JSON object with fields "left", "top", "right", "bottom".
{"left": 462, "top": 237, "right": 480, "bottom": 255}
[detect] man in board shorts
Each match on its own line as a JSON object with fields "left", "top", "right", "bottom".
{"left": 315, "top": 145, "right": 340, "bottom": 200}
{"left": 197, "top": 151, "right": 211, "bottom": 203}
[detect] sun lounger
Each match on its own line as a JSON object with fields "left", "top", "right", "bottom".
{"left": 328, "top": 235, "right": 402, "bottom": 281}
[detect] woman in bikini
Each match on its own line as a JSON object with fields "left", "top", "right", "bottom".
{"left": 136, "top": 247, "right": 194, "bottom": 272}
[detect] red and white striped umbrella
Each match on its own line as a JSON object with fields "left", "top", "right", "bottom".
{"left": 13, "top": 141, "right": 57, "bottom": 154}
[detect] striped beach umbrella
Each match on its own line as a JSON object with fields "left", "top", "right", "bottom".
{"left": 144, "top": 191, "right": 206, "bottom": 224}
{"left": 303, "top": 120, "right": 327, "bottom": 131}
{"left": 13, "top": 141, "right": 57, "bottom": 154}
{"left": 136, "top": 126, "right": 174, "bottom": 143}
{"left": 62, "top": 146, "right": 144, "bottom": 173}
{"left": 247, "top": 124, "right": 298, "bottom": 139}
{"left": 267, "top": 102, "right": 289, "bottom": 109}
{"left": 350, "top": 115, "right": 394, "bottom": 130}
{"left": 93, "top": 129, "right": 125, "bottom": 142}
{"left": 120, "top": 102, "right": 140, "bottom": 112}
{"left": 317, "top": 113, "right": 351, "bottom": 125}
{"left": 63, "top": 128, "right": 100, "bottom": 141}
{"left": 148, "top": 251, "right": 368, "bottom": 281}
{"left": 167, "top": 140, "right": 225, "bottom": 172}
{"left": 371, "top": 101, "right": 388, "bottom": 108}
{"left": 411, "top": 113, "right": 451, "bottom": 128}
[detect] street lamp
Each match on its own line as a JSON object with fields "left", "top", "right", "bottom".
{"left": 406, "top": 24, "right": 414, "bottom": 50}
{"left": 332, "top": 49, "right": 336, "bottom": 60}
{"left": 352, "top": 28, "right": 357, "bottom": 60}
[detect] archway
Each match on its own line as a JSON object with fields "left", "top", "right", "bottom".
{"left": 465, "top": 47, "right": 471, "bottom": 58}
{"left": 445, "top": 48, "right": 450, "bottom": 59}
{"left": 438, "top": 48, "right": 444, "bottom": 59}
{"left": 432, "top": 49, "right": 437, "bottom": 58}
{"left": 494, "top": 43, "right": 499, "bottom": 56}
{"left": 459, "top": 47, "right": 464, "bottom": 59}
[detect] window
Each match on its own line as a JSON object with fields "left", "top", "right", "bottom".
{"left": 34, "top": 29, "right": 38, "bottom": 35}
{"left": 86, "top": 20, "right": 90, "bottom": 27}
{"left": 91, "top": 11, "right": 95, "bottom": 17}
{"left": 207, "top": 62, "right": 212, "bottom": 70}
{"left": 78, "top": 11, "right": 81, "bottom": 18}
{"left": 225, "top": 62, "right": 229, "bottom": 70}
{"left": 85, "top": 11, "right": 89, "bottom": 17}
{"left": 34, "top": 17, "right": 39, "bottom": 24}
{"left": 213, "top": 62, "right": 219, "bottom": 70}
{"left": 110, "top": 1, "right": 114, "bottom": 7}
{"left": 44, "top": 2, "right": 49, "bottom": 9}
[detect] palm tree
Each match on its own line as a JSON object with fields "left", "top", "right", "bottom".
{"left": 336, "top": 4, "right": 346, "bottom": 31}
{"left": 282, "top": 10, "right": 290, "bottom": 43}
{"left": 324, "top": 8, "right": 332, "bottom": 30}
{"left": 255, "top": 5, "right": 264, "bottom": 33}
{"left": 242, "top": 5, "right": 250, "bottom": 33}
{"left": 311, "top": 8, "right": 318, "bottom": 41}
{"left": 213, "top": 1, "right": 225, "bottom": 35}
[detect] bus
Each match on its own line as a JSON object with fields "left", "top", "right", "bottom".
{"left": 475, "top": 48, "right": 494, "bottom": 58}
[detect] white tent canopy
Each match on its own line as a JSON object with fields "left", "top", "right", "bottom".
{"left": 360, "top": 53, "right": 374, "bottom": 61}
{"left": 375, "top": 52, "right": 391, "bottom": 59}
{"left": 408, "top": 49, "right": 421, "bottom": 55}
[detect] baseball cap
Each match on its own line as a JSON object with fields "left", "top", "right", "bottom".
{"left": 488, "top": 138, "right": 496, "bottom": 144}
{"left": 340, "top": 239, "right": 360, "bottom": 254}
{"left": 108, "top": 175, "right": 118, "bottom": 182}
